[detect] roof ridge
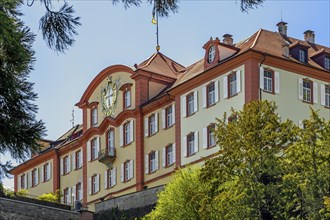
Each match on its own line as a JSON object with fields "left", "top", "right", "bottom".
{"left": 250, "top": 29, "right": 262, "bottom": 49}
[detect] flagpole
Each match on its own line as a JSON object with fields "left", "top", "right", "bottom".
{"left": 156, "top": 13, "right": 160, "bottom": 52}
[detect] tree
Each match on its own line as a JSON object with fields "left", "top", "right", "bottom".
{"left": 280, "top": 110, "right": 330, "bottom": 219}
{"left": 27, "top": 0, "right": 264, "bottom": 53}
{"left": 0, "top": 0, "right": 45, "bottom": 180}
{"left": 199, "top": 101, "right": 297, "bottom": 219}
{"left": 144, "top": 167, "right": 208, "bottom": 220}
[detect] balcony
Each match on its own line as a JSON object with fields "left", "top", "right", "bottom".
{"left": 98, "top": 148, "right": 116, "bottom": 168}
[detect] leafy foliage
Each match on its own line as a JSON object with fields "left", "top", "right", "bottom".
{"left": 37, "top": 190, "right": 61, "bottom": 203}
{"left": 0, "top": 0, "right": 45, "bottom": 180}
{"left": 144, "top": 101, "right": 330, "bottom": 219}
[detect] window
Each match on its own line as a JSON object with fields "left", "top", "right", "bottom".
{"left": 43, "top": 163, "right": 50, "bottom": 181}
{"left": 91, "top": 138, "right": 98, "bottom": 160}
{"left": 165, "top": 106, "right": 174, "bottom": 128}
{"left": 63, "top": 188, "right": 70, "bottom": 205}
{"left": 207, "top": 82, "right": 216, "bottom": 107}
{"left": 107, "top": 129, "right": 115, "bottom": 156}
{"left": 187, "top": 93, "right": 194, "bottom": 116}
{"left": 263, "top": 70, "right": 273, "bottom": 93}
{"left": 165, "top": 145, "right": 174, "bottom": 166}
{"left": 149, "top": 114, "right": 156, "bottom": 135}
{"left": 76, "top": 150, "right": 82, "bottom": 169}
{"left": 91, "top": 108, "right": 98, "bottom": 126}
{"left": 299, "top": 49, "right": 306, "bottom": 63}
{"left": 149, "top": 152, "right": 157, "bottom": 173}
{"left": 124, "top": 90, "right": 131, "bottom": 108}
{"left": 32, "top": 169, "right": 38, "bottom": 187}
{"left": 20, "top": 174, "right": 25, "bottom": 189}
{"left": 325, "top": 85, "right": 330, "bottom": 107}
{"left": 303, "top": 80, "right": 312, "bottom": 103}
{"left": 124, "top": 161, "right": 130, "bottom": 182}
{"left": 107, "top": 168, "right": 116, "bottom": 188}
{"left": 187, "top": 133, "right": 195, "bottom": 157}
{"left": 207, "top": 124, "right": 216, "bottom": 148}
{"left": 124, "top": 122, "right": 131, "bottom": 145}
{"left": 228, "top": 73, "right": 237, "bottom": 97}
{"left": 76, "top": 183, "right": 82, "bottom": 201}
{"left": 325, "top": 57, "right": 330, "bottom": 70}
{"left": 64, "top": 156, "right": 70, "bottom": 174}
{"left": 91, "top": 174, "right": 98, "bottom": 194}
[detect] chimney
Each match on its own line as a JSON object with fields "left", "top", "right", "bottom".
{"left": 304, "top": 30, "right": 315, "bottom": 44}
{"left": 222, "top": 34, "right": 233, "bottom": 46}
{"left": 276, "top": 21, "right": 288, "bottom": 36}
{"left": 282, "top": 42, "right": 290, "bottom": 58}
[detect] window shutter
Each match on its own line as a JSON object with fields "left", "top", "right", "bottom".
{"left": 129, "top": 120, "right": 134, "bottom": 143}
{"left": 79, "top": 150, "right": 83, "bottom": 167}
{"left": 80, "top": 180, "right": 83, "bottom": 200}
{"left": 60, "top": 158, "right": 64, "bottom": 175}
{"left": 321, "top": 84, "right": 326, "bottom": 106}
{"left": 223, "top": 76, "right": 228, "bottom": 99}
{"left": 144, "top": 117, "right": 149, "bottom": 137}
{"left": 155, "top": 150, "right": 159, "bottom": 171}
{"left": 47, "top": 162, "right": 51, "bottom": 180}
{"left": 275, "top": 71, "right": 280, "bottom": 94}
{"left": 193, "top": 91, "right": 198, "bottom": 113}
{"left": 96, "top": 174, "right": 100, "bottom": 193}
{"left": 68, "top": 187, "right": 71, "bottom": 204}
{"left": 181, "top": 96, "right": 186, "bottom": 118}
{"left": 145, "top": 155, "right": 149, "bottom": 174}
{"left": 104, "top": 171, "right": 108, "bottom": 189}
{"left": 155, "top": 113, "right": 159, "bottom": 133}
{"left": 298, "top": 78, "right": 303, "bottom": 100}
{"left": 172, "top": 104, "right": 175, "bottom": 124}
{"left": 215, "top": 80, "right": 219, "bottom": 103}
{"left": 119, "top": 125, "right": 123, "bottom": 147}
{"left": 162, "top": 147, "right": 166, "bottom": 167}
{"left": 28, "top": 171, "right": 32, "bottom": 188}
{"left": 313, "top": 82, "right": 318, "bottom": 104}
{"left": 112, "top": 167, "right": 116, "bottom": 186}
{"left": 97, "top": 137, "right": 101, "bottom": 158}
{"left": 88, "top": 177, "right": 91, "bottom": 195}
{"left": 202, "top": 86, "right": 207, "bottom": 108}
{"left": 259, "top": 66, "right": 264, "bottom": 90}
{"left": 72, "top": 153, "right": 76, "bottom": 170}
{"left": 24, "top": 174, "right": 27, "bottom": 189}
{"left": 161, "top": 109, "right": 166, "bottom": 129}
{"left": 120, "top": 163, "right": 124, "bottom": 182}
{"left": 299, "top": 120, "right": 304, "bottom": 129}
{"left": 87, "top": 141, "right": 91, "bottom": 161}
{"left": 172, "top": 143, "right": 176, "bottom": 163}
{"left": 36, "top": 168, "right": 39, "bottom": 185}
{"left": 202, "top": 127, "right": 208, "bottom": 149}
{"left": 40, "top": 166, "right": 44, "bottom": 182}
{"left": 129, "top": 160, "right": 134, "bottom": 179}
{"left": 18, "top": 175, "right": 21, "bottom": 189}
{"left": 194, "top": 131, "right": 199, "bottom": 153}
{"left": 67, "top": 155, "right": 71, "bottom": 173}
{"left": 72, "top": 185, "right": 76, "bottom": 202}
{"left": 236, "top": 70, "right": 241, "bottom": 93}
{"left": 182, "top": 136, "right": 187, "bottom": 157}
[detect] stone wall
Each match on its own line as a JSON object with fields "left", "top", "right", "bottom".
{"left": 95, "top": 185, "right": 163, "bottom": 213}
{"left": 0, "top": 197, "right": 93, "bottom": 220}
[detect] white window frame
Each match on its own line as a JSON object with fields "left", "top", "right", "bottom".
{"left": 91, "top": 108, "right": 98, "bottom": 126}
{"left": 325, "top": 57, "right": 330, "bottom": 70}
{"left": 299, "top": 49, "right": 306, "bottom": 63}
{"left": 124, "top": 90, "right": 131, "bottom": 108}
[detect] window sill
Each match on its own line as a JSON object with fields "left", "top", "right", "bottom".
{"left": 207, "top": 144, "right": 217, "bottom": 149}
{"left": 227, "top": 93, "right": 238, "bottom": 99}
{"left": 164, "top": 124, "right": 174, "bottom": 130}
{"left": 122, "top": 142, "right": 133, "bottom": 148}
{"left": 206, "top": 103, "right": 216, "bottom": 109}
{"left": 302, "top": 100, "right": 314, "bottom": 105}
{"left": 186, "top": 112, "right": 196, "bottom": 118}
{"left": 165, "top": 163, "right": 174, "bottom": 168}
{"left": 148, "top": 170, "right": 157, "bottom": 175}
{"left": 75, "top": 166, "right": 83, "bottom": 170}
{"left": 186, "top": 152, "right": 197, "bottom": 157}
{"left": 262, "top": 90, "right": 275, "bottom": 95}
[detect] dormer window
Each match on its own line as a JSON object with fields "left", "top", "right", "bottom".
{"left": 299, "top": 49, "right": 307, "bottom": 63}
{"left": 325, "top": 57, "right": 330, "bottom": 70}
{"left": 208, "top": 46, "right": 216, "bottom": 63}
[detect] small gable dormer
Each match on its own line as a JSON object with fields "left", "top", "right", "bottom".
{"left": 289, "top": 41, "right": 310, "bottom": 64}
{"left": 203, "top": 35, "right": 239, "bottom": 70}
{"left": 310, "top": 49, "right": 330, "bottom": 71}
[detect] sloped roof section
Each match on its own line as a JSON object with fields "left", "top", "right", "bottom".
{"left": 137, "top": 52, "right": 186, "bottom": 79}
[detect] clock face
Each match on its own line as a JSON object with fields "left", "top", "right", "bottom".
{"left": 208, "top": 45, "right": 216, "bottom": 63}
{"left": 100, "top": 76, "right": 118, "bottom": 117}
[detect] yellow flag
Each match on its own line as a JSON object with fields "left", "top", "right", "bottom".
{"left": 151, "top": 16, "right": 157, "bottom": 24}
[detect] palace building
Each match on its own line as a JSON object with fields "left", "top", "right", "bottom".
{"left": 10, "top": 22, "right": 330, "bottom": 211}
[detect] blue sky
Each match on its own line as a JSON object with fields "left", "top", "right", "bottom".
{"left": 2, "top": 0, "right": 329, "bottom": 188}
